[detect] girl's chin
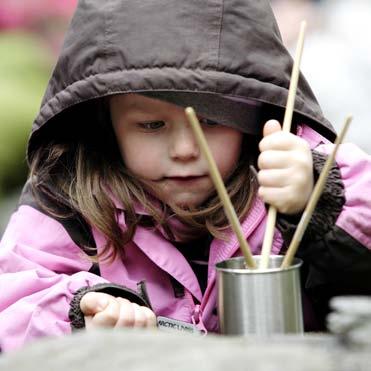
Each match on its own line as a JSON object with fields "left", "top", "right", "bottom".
{"left": 152, "top": 188, "right": 213, "bottom": 210}
{"left": 169, "top": 197, "right": 205, "bottom": 210}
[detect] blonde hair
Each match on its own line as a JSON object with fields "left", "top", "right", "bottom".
{"left": 29, "top": 103, "right": 259, "bottom": 262}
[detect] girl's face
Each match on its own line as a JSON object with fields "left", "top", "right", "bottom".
{"left": 109, "top": 94, "right": 243, "bottom": 208}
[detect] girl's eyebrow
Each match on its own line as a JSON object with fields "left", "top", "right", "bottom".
{"left": 125, "top": 102, "right": 142, "bottom": 110}
{"left": 124, "top": 107, "right": 163, "bottom": 121}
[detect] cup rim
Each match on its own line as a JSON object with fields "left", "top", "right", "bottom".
{"left": 215, "top": 255, "right": 303, "bottom": 274}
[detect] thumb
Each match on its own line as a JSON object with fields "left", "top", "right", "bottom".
{"left": 80, "top": 292, "right": 111, "bottom": 316}
{"left": 263, "top": 120, "right": 282, "bottom": 137}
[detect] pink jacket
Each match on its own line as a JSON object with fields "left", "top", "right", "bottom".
{"left": 1, "top": 126, "right": 371, "bottom": 352}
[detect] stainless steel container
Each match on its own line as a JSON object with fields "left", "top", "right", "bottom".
{"left": 216, "top": 255, "right": 303, "bottom": 335}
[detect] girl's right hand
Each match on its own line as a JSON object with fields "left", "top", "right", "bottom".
{"left": 80, "top": 292, "right": 157, "bottom": 330}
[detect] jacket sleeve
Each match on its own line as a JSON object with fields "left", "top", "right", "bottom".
{"left": 0, "top": 205, "right": 146, "bottom": 352}
{"left": 278, "top": 141, "right": 371, "bottom": 322}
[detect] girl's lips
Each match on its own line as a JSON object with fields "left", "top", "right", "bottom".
{"left": 164, "top": 175, "right": 208, "bottom": 183}
{"left": 168, "top": 176, "right": 204, "bottom": 180}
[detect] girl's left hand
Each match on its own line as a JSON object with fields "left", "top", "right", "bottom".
{"left": 257, "top": 120, "right": 314, "bottom": 215}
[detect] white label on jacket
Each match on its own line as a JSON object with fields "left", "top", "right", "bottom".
{"left": 157, "top": 316, "right": 200, "bottom": 334}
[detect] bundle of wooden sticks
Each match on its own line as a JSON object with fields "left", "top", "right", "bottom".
{"left": 185, "top": 21, "right": 351, "bottom": 271}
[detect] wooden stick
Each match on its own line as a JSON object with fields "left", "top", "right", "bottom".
{"left": 259, "top": 20, "right": 307, "bottom": 269}
{"left": 281, "top": 116, "right": 352, "bottom": 269}
{"left": 185, "top": 107, "right": 257, "bottom": 269}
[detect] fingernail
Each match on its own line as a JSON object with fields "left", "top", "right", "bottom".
{"left": 97, "top": 297, "right": 108, "bottom": 311}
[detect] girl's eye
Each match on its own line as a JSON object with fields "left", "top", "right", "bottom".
{"left": 138, "top": 121, "right": 165, "bottom": 130}
{"left": 199, "top": 117, "right": 220, "bottom": 127}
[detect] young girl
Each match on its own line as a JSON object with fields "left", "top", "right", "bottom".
{"left": 1, "top": 0, "right": 371, "bottom": 351}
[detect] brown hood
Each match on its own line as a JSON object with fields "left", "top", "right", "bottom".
{"left": 28, "top": 0, "right": 335, "bottom": 161}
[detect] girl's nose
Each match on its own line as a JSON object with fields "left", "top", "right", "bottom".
{"left": 169, "top": 124, "right": 200, "bottom": 161}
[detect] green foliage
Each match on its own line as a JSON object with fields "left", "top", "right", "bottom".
{"left": 0, "top": 32, "right": 52, "bottom": 198}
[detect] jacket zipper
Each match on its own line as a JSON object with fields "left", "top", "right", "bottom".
{"left": 185, "top": 290, "right": 208, "bottom": 334}
{"left": 191, "top": 304, "right": 207, "bottom": 334}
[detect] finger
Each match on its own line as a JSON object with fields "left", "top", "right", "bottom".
{"left": 91, "top": 297, "right": 120, "bottom": 327}
{"left": 80, "top": 292, "right": 111, "bottom": 316}
{"left": 140, "top": 307, "right": 157, "bottom": 328}
{"left": 257, "top": 168, "right": 293, "bottom": 188}
{"left": 132, "top": 303, "right": 147, "bottom": 328}
{"left": 257, "top": 151, "right": 292, "bottom": 170}
{"left": 115, "top": 298, "right": 135, "bottom": 328}
{"left": 84, "top": 315, "right": 93, "bottom": 330}
{"left": 263, "top": 120, "right": 282, "bottom": 137}
{"left": 258, "top": 186, "right": 296, "bottom": 214}
{"left": 259, "top": 132, "right": 299, "bottom": 153}
{"left": 260, "top": 131, "right": 309, "bottom": 152}
{"left": 258, "top": 185, "right": 285, "bottom": 201}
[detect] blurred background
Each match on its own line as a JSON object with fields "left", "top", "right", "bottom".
{"left": 0, "top": 0, "right": 77, "bottom": 235}
{"left": 0, "top": 0, "right": 370, "bottom": 236}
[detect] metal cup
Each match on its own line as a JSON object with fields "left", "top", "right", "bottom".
{"left": 216, "top": 255, "right": 303, "bottom": 335}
